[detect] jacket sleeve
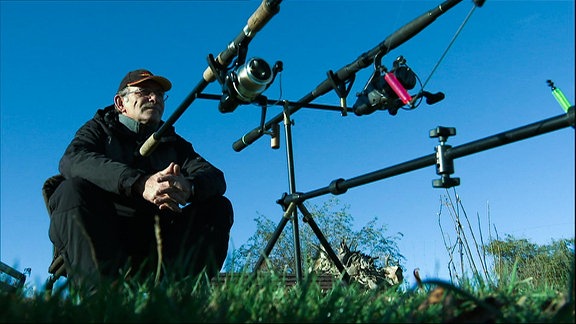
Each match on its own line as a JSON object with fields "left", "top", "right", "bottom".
{"left": 177, "top": 138, "right": 227, "bottom": 203}
{"left": 59, "top": 119, "right": 144, "bottom": 197}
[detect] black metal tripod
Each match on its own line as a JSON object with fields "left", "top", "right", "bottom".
{"left": 251, "top": 101, "right": 351, "bottom": 284}
{"left": 250, "top": 104, "right": 575, "bottom": 284}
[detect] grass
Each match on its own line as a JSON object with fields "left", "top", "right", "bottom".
{"left": 1, "top": 268, "right": 574, "bottom": 323}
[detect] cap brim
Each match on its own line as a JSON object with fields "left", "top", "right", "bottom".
{"left": 127, "top": 76, "right": 172, "bottom": 91}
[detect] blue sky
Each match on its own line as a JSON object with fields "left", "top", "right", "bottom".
{"left": 1, "top": 0, "right": 574, "bottom": 291}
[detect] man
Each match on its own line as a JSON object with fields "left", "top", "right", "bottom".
{"left": 47, "top": 69, "right": 233, "bottom": 289}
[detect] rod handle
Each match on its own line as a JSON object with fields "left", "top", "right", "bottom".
{"left": 247, "top": 0, "right": 279, "bottom": 33}
{"left": 202, "top": 0, "right": 280, "bottom": 82}
{"left": 139, "top": 133, "right": 161, "bottom": 157}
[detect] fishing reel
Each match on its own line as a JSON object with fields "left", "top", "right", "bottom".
{"left": 208, "top": 45, "right": 282, "bottom": 113}
{"left": 353, "top": 55, "right": 444, "bottom": 116}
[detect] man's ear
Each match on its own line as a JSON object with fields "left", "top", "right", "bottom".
{"left": 114, "top": 94, "right": 126, "bottom": 112}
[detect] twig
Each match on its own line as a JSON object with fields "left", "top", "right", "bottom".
{"left": 154, "top": 215, "right": 163, "bottom": 286}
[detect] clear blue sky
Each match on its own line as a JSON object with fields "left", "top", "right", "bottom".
{"left": 1, "top": 0, "right": 574, "bottom": 292}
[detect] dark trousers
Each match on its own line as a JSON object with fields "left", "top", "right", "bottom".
{"left": 48, "top": 177, "right": 233, "bottom": 288}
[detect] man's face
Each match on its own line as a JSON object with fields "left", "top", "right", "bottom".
{"left": 115, "top": 80, "right": 166, "bottom": 125}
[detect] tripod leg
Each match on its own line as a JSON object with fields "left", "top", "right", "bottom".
{"left": 253, "top": 202, "right": 297, "bottom": 273}
{"left": 297, "top": 203, "right": 351, "bottom": 284}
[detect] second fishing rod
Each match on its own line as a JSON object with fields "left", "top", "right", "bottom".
{"left": 231, "top": 0, "right": 485, "bottom": 152}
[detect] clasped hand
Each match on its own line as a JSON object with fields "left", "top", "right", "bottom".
{"left": 141, "top": 162, "right": 192, "bottom": 213}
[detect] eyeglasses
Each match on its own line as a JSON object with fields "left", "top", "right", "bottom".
{"left": 123, "top": 87, "right": 169, "bottom": 102}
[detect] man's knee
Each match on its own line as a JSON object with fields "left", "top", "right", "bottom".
{"left": 48, "top": 178, "right": 104, "bottom": 214}
{"left": 213, "top": 195, "right": 234, "bottom": 228}
{"left": 194, "top": 195, "right": 234, "bottom": 230}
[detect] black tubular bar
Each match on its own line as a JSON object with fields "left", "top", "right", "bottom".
{"left": 196, "top": 93, "right": 355, "bottom": 113}
{"left": 139, "top": 0, "right": 282, "bottom": 156}
{"left": 283, "top": 107, "right": 575, "bottom": 205}
{"left": 232, "top": 0, "right": 466, "bottom": 152}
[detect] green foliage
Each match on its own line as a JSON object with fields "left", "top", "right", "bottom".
{"left": 436, "top": 188, "right": 575, "bottom": 295}
{"left": 225, "top": 197, "right": 405, "bottom": 275}
{"left": 485, "top": 235, "right": 575, "bottom": 291}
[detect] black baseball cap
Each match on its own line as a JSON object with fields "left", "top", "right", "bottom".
{"left": 117, "top": 69, "right": 172, "bottom": 92}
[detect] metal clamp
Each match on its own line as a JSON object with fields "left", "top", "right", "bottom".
{"left": 430, "top": 126, "right": 460, "bottom": 188}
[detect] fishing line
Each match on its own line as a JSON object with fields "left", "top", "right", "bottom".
{"left": 421, "top": 4, "right": 479, "bottom": 90}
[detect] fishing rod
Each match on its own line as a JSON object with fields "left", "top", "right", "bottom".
{"left": 232, "top": 0, "right": 485, "bottom": 152}
{"left": 279, "top": 107, "right": 575, "bottom": 206}
{"left": 139, "top": 0, "right": 282, "bottom": 156}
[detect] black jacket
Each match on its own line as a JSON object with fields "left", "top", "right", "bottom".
{"left": 59, "top": 105, "right": 226, "bottom": 203}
